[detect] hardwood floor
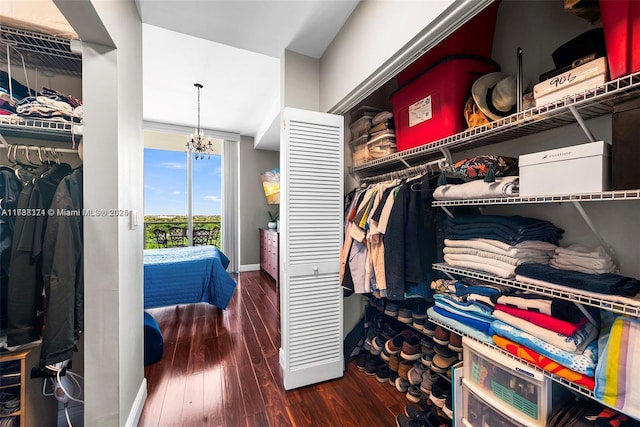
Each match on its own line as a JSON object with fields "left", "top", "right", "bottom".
{"left": 138, "top": 271, "right": 412, "bottom": 427}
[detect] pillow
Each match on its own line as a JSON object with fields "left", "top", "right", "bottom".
{"left": 445, "top": 155, "right": 518, "bottom": 179}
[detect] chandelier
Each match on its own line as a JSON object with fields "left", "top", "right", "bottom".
{"left": 186, "top": 83, "right": 213, "bottom": 159}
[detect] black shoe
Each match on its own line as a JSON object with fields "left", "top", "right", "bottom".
{"left": 395, "top": 414, "right": 431, "bottom": 427}
{"left": 404, "top": 405, "right": 438, "bottom": 427}
{"left": 356, "top": 352, "right": 368, "bottom": 371}
{"left": 364, "top": 356, "right": 383, "bottom": 376}
{"left": 375, "top": 364, "right": 391, "bottom": 383}
{"left": 442, "top": 393, "right": 453, "bottom": 419}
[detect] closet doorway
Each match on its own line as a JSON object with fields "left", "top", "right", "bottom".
{"left": 143, "top": 128, "right": 223, "bottom": 249}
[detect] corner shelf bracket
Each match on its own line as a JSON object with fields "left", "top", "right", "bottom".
{"left": 568, "top": 105, "right": 597, "bottom": 143}
{"left": 571, "top": 200, "right": 618, "bottom": 265}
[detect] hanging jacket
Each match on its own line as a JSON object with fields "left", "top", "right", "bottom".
{"left": 0, "top": 167, "right": 22, "bottom": 331}
{"left": 40, "top": 167, "right": 83, "bottom": 367}
{"left": 7, "top": 163, "right": 72, "bottom": 346}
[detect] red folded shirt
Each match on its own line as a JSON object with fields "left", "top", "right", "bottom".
{"left": 494, "top": 303, "right": 588, "bottom": 336}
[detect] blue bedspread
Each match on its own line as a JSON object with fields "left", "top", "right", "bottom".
{"left": 143, "top": 246, "right": 236, "bottom": 309}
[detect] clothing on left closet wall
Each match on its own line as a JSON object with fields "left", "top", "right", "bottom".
{"left": 40, "top": 167, "right": 83, "bottom": 367}
{"left": 6, "top": 162, "right": 72, "bottom": 346}
{"left": 0, "top": 167, "right": 22, "bottom": 332}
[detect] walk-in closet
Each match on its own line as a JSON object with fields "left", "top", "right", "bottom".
{"left": 0, "top": 13, "right": 84, "bottom": 426}
{"left": 336, "top": 1, "right": 640, "bottom": 426}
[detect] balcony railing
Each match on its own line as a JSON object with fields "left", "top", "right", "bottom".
{"left": 144, "top": 221, "right": 221, "bottom": 249}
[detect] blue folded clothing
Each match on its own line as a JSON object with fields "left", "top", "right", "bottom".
{"left": 433, "top": 305, "right": 493, "bottom": 337}
{"left": 445, "top": 214, "right": 564, "bottom": 246}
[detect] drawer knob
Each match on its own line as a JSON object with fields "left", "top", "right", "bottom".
{"left": 313, "top": 266, "right": 319, "bottom": 272}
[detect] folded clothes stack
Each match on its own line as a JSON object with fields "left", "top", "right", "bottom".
{"left": 428, "top": 278, "right": 506, "bottom": 344}
{"left": 433, "top": 176, "right": 519, "bottom": 200}
{"left": 515, "top": 263, "right": 640, "bottom": 297}
{"left": 551, "top": 244, "right": 618, "bottom": 274}
{"left": 490, "top": 294, "right": 599, "bottom": 389}
{"left": 443, "top": 238, "right": 556, "bottom": 278}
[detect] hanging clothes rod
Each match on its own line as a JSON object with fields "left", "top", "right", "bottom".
{"left": 1, "top": 144, "right": 77, "bottom": 155}
{"left": 361, "top": 157, "right": 447, "bottom": 184}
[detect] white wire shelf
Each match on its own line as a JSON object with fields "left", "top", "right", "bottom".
{"left": 431, "top": 189, "right": 640, "bottom": 207}
{"left": 428, "top": 316, "right": 596, "bottom": 399}
{"left": 0, "top": 25, "right": 81, "bottom": 76}
{"left": 350, "top": 72, "right": 640, "bottom": 178}
{"left": 432, "top": 263, "right": 640, "bottom": 317}
{"left": 0, "top": 116, "right": 81, "bottom": 144}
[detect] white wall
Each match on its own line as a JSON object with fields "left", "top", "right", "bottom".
{"left": 281, "top": 49, "right": 320, "bottom": 112}
{"left": 239, "top": 136, "right": 279, "bottom": 267}
{"left": 55, "top": 0, "right": 145, "bottom": 425}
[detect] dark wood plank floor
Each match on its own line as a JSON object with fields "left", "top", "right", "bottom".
{"left": 138, "top": 270, "right": 411, "bottom": 427}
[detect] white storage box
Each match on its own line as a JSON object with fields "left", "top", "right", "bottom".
{"left": 462, "top": 337, "right": 552, "bottom": 426}
{"left": 534, "top": 57, "right": 608, "bottom": 107}
{"left": 519, "top": 141, "right": 610, "bottom": 196}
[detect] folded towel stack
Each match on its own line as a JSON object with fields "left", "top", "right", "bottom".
{"left": 443, "top": 238, "right": 556, "bottom": 278}
{"left": 551, "top": 244, "right": 618, "bottom": 274}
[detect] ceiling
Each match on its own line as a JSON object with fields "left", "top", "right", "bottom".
{"left": 136, "top": 0, "right": 360, "bottom": 145}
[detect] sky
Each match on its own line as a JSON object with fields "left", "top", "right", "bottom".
{"left": 144, "top": 148, "right": 222, "bottom": 216}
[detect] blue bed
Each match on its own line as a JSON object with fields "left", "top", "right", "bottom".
{"left": 143, "top": 246, "right": 237, "bottom": 309}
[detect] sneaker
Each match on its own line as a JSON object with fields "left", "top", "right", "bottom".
{"left": 420, "top": 337, "right": 435, "bottom": 355}
{"left": 448, "top": 333, "right": 463, "bottom": 353}
{"left": 389, "top": 354, "right": 400, "bottom": 373}
{"left": 376, "top": 364, "right": 390, "bottom": 383}
{"left": 420, "top": 369, "right": 439, "bottom": 395}
{"left": 433, "top": 343, "right": 452, "bottom": 356}
{"left": 407, "top": 362, "right": 427, "bottom": 386}
{"left": 395, "top": 376, "right": 410, "bottom": 393}
{"left": 404, "top": 405, "right": 433, "bottom": 425}
{"left": 428, "top": 380, "right": 449, "bottom": 408}
{"left": 397, "top": 306, "right": 414, "bottom": 324}
{"left": 389, "top": 370, "right": 399, "bottom": 386}
{"left": 406, "top": 385, "right": 423, "bottom": 403}
{"left": 422, "top": 320, "right": 436, "bottom": 337}
{"left": 442, "top": 393, "right": 453, "bottom": 419}
{"left": 400, "top": 334, "right": 422, "bottom": 361}
{"left": 370, "top": 335, "right": 385, "bottom": 356}
{"left": 364, "top": 356, "right": 383, "bottom": 376}
{"left": 356, "top": 352, "right": 368, "bottom": 371}
{"left": 398, "top": 360, "right": 413, "bottom": 380}
{"left": 384, "top": 301, "right": 401, "bottom": 318}
{"left": 431, "top": 346, "right": 458, "bottom": 374}
{"left": 395, "top": 414, "right": 424, "bottom": 427}
{"left": 383, "top": 334, "right": 405, "bottom": 361}
{"left": 433, "top": 326, "right": 450, "bottom": 345}
{"left": 382, "top": 323, "right": 399, "bottom": 341}
{"left": 426, "top": 407, "right": 449, "bottom": 427}
{"left": 420, "top": 352, "right": 433, "bottom": 368}
{"left": 412, "top": 317, "right": 426, "bottom": 331}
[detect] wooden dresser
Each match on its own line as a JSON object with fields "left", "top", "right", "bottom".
{"left": 260, "top": 228, "right": 279, "bottom": 285}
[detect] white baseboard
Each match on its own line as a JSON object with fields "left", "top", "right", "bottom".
{"left": 125, "top": 378, "right": 147, "bottom": 427}
{"left": 279, "top": 347, "right": 285, "bottom": 369}
{"left": 239, "top": 263, "right": 260, "bottom": 272}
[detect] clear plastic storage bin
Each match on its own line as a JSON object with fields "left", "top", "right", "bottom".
{"left": 463, "top": 383, "right": 527, "bottom": 427}
{"left": 462, "top": 337, "right": 552, "bottom": 426}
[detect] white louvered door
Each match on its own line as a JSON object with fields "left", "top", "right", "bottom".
{"left": 280, "top": 107, "right": 344, "bottom": 390}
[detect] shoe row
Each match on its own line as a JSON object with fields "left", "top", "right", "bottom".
{"left": 396, "top": 401, "right": 452, "bottom": 427}
{"left": 369, "top": 296, "right": 438, "bottom": 334}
